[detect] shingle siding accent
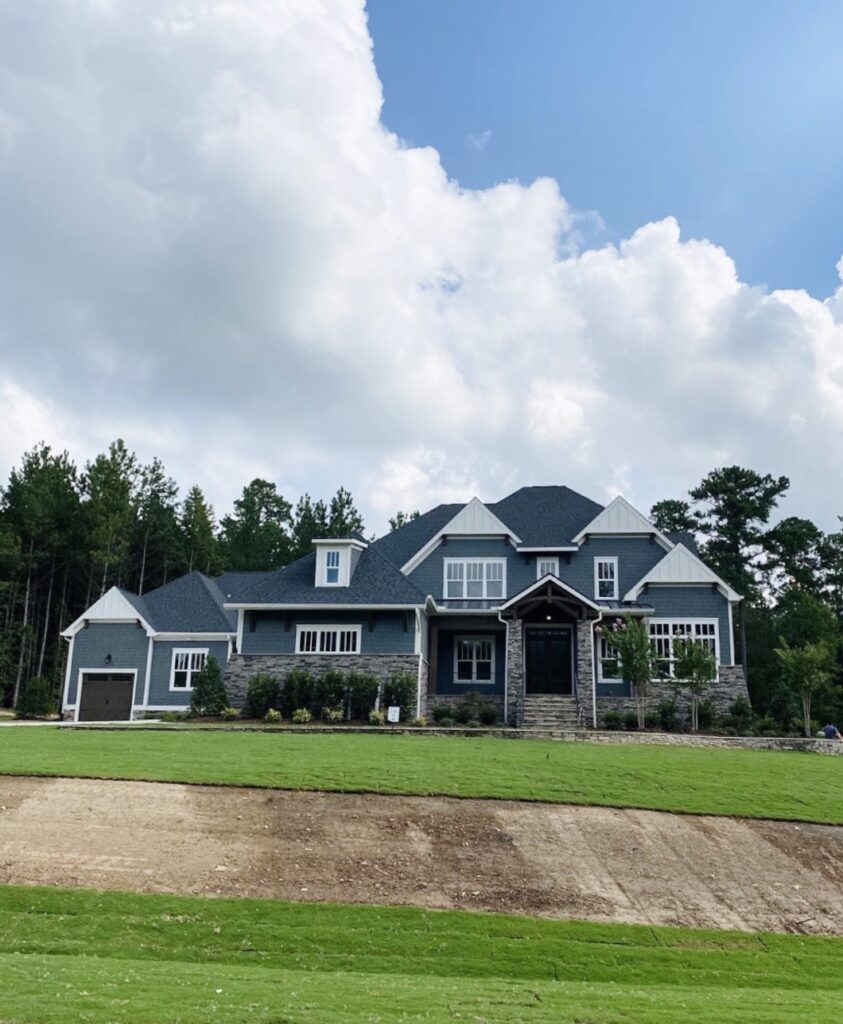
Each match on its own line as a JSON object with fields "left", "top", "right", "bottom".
{"left": 239, "top": 610, "right": 415, "bottom": 656}
{"left": 147, "top": 639, "right": 230, "bottom": 707}
{"left": 66, "top": 623, "right": 149, "bottom": 706}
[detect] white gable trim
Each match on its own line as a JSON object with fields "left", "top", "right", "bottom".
{"left": 624, "top": 543, "right": 742, "bottom": 602}
{"left": 572, "top": 495, "right": 673, "bottom": 550}
{"left": 61, "top": 587, "right": 155, "bottom": 638}
{"left": 500, "top": 574, "right": 601, "bottom": 612}
{"left": 400, "top": 497, "right": 521, "bottom": 574}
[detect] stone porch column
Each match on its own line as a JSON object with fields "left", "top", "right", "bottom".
{"left": 576, "top": 618, "right": 595, "bottom": 727}
{"left": 505, "top": 618, "right": 524, "bottom": 726}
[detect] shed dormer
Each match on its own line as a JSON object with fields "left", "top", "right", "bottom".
{"left": 314, "top": 538, "right": 367, "bottom": 588}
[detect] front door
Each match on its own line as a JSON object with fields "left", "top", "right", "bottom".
{"left": 525, "top": 628, "right": 573, "bottom": 695}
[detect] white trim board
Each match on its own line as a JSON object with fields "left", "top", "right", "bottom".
{"left": 500, "top": 574, "right": 600, "bottom": 613}
{"left": 400, "top": 497, "right": 521, "bottom": 574}
{"left": 624, "top": 543, "right": 742, "bottom": 602}
{"left": 61, "top": 587, "right": 155, "bottom": 638}
{"left": 572, "top": 495, "right": 673, "bottom": 550}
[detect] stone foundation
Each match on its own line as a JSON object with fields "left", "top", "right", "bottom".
{"left": 595, "top": 664, "right": 749, "bottom": 725}
{"left": 224, "top": 653, "right": 421, "bottom": 707}
{"left": 575, "top": 619, "right": 595, "bottom": 726}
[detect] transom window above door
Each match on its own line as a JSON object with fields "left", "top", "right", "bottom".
{"left": 594, "top": 557, "right": 618, "bottom": 600}
{"left": 537, "top": 557, "right": 559, "bottom": 579}
{"left": 444, "top": 559, "right": 506, "bottom": 600}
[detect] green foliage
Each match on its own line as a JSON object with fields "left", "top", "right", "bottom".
{"left": 477, "top": 703, "right": 499, "bottom": 726}
{"left": 602, "top": 710, "right": 623, "bottom": 731}
{"left": 322, "top": 706, "right": 344, "bottom": 723}
{"left": 621, "top": 710, "right": 639, "bottom": 731}
{"left": 179, "top": 485, "right": 218, "bottom": 575}
{"left": 283, "top": 668, "right": 315, "bottom": 717}
{"left": 327, "top": 486, "right": 364, "bottom": 537}
{"left": 382, "top": 671, "right": 416, "bottom": 718}
{"left": 244, "top": 673, "right": 281, "bottom": 719}
{"left": 315, "top": 668, "right": 346, "bottom": 710}
{"left": 389, "top": 510, "right": 421, "bottom": 531}
{"left": 289, "top": 494, "right": 329, "bottom": 562}
{"left": 291, "top": 708, "right": 311, "bottom": 724}
{"left": 775, "top": 638, "right": 836, "bottom": 737}
{"left": 656, "top": 698, "right": 681, "bottom": 733}
{"left": 219, "top": 478, "right": 293, "bottom": 571}
{"left": 649, "top": 498, "right": 695, "bottom": 533}
{"left": 15, "top": 676, "right": 54, "bottom": 719}
{"left": 724, "top": 696, "right": 755, "bottom": 734}
{"left": 220, "top": 707, "right": 240, "bottom": 721}
{"left": 346, "top": 671, "right": 379, "bottom": 720}
{"left": 672, "top": 637, "right": 716, "bottom": 732}
{"left": 605, "top": 618, "right": 653, "bottom": 728}
{"left": 410, "top": 715, "right": 428, "bottom": 728}
{"left": 368, "top": 709, "right": 386, "bottom": 725}
{"left": 431, "top": 704, "right": 453, "bottom": 724}
{"left": 452, "top": 702, "right": 473, "bottom": 725}
{"left": 697, "top": 699, "right": 715, "bottom": 731}
{"left": 189, "top": 655, "right": 228, "bottom": 717}
{"left": 264, "top": 708, "right": 282, "bottom": 724}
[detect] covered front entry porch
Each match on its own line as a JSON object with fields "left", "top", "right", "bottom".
{"left": 500, "top": 576, "right": 601, "bottom": 727}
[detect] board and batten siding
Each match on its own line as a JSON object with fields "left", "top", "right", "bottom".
{"left": 66, "top": 622, "right": 149, "bottom": 706}
{"left": 239, "top": 609, "right": 416, "bottom": 656}
{"left": 147, "top": 639, "right": 231, "bottom": 707}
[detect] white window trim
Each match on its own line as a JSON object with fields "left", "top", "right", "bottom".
{"left": 596, "top": 635, "right": 623, "bottom": 684}
{"left": 168, "top": 648, "right": 209, "bottom": 692}
{"left": 594, "top": 556, "right": 619, "bottom": 600}
{"left": 648, "top": 617, "right": 720, "bottom": 678}
{"left": 295, "top": 624, "right": 362, "bottom": 655}
{"left": 453, "top": 635, "right": 495, "bottom": 686}
{"left": 536, "top": 557, "right": 560, "bottom": 580}
{"left": 442, "top": 558, "right": 507, "bottom": 602}
{"left": 324, "top": 549, "right": 341, "bottom": 586}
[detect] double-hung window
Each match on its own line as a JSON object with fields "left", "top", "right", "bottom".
{"left": 649, "top": 619, "right": 718, "bottom": 677}
{"left": 325, "top": 550, "right": 341, "bottom": 585}
{"left": 296, "top": 624, "right": 361, "bottom": 654}
{"left": 444, "top": 559, "right": 505, "bottom": 600}
{"left": 594, "top": 557, "right": 618, "bottom": 600}
{"left": 597, "top": 635, "right": 621, "bottom": 682}
{"left": 537, "top": 557, "right": 559, "bottom": 579}
{"left": 170, "top": 649, "right": 208, "bottom": 691}
{"left": 455, "top": 636, "right": 494, "bottom": 684}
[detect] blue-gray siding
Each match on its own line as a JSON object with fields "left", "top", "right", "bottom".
{"left": 239, "top": 609, "right": 416, "bottom": 656}
{"left": 644, "top": 586, "right": 732, "bottom": 663}
{"left": 434, "top": 628, "right": 506, "bottom": 696}
{"left": 66, "top": 623, "right": 149, "bottom": 706}
{"left": 147, "top": 639, "right": 231, "bottom": 707}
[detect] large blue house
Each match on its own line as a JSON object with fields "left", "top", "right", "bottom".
{"left": 61, "top": 486, "right": 748, "bottom": 727}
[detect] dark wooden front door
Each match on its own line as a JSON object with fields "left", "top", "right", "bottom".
{"left": 525, "top": 629, "right": 573, "bottom": 695}
{"left": 78, "top": 673, "right": 134, "bottom": 721}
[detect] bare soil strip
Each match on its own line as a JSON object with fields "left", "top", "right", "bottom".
{"left": 0, "top": 776, "right": 840, "bottom": 935}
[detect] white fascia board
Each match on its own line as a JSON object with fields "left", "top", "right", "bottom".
{"left": 500, "top": 573, "right": 600, "bottom": 612}
{"left": 431, "top": 605, "right": 502, "bottom": 615}
{"left": 61, "top": 586, "right": 155, "bottom": 638}
{"left": 572, "top": 495, "right": 674, "bottom": 549}
{"left": 223, "top": 602, "right": 423, "bottom": 610}
{"left": 516, "top": 546, "right": 578, "bottom": 553}
{"left": 153, "top": 632, "right": 234, "bottom": 641}
{"left": 624, "top": 543, "right": 742, "bottom": 602}
{"left": 400, "top": 497, "right": 521, "bottom": 575}
{"left": 313, "top": 538, "right": 368, "bottom": 549}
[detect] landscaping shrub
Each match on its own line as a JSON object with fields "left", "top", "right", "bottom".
{"left": 410, "top": 715, "right": 428, "bottom": 728}
{"left": 322, "top": 705, "right": 344, "bottom": 723}
{"left": 283, "top": 669, "right": 315, "bottom": 717}
{"left": 264, "top": 708, "right": 282, "bottom": 724}
{"left": 622, "top": 710, "right": 639, "bottom": 731}
{"left": 644, "top": 712, "right": 660, "bottom": 729}
{"left": 603, "top": 710, "right": 623, "bottom": 731}
{"left": 220, "top": 707, "right": 240, "bottom": 721}
{"left": 724, "top": 696, "right": 754, "bottom": 734}
{"left": 431, "top": 705, "right": 452, "bottom": 724}
{"left": 291, "top": 708, "right": 312, "bottom": 724}
{"left": 382, "top": 672, "right": 416, "bottom": 719}
{"left": 755, "top": 714, "right": 780, "bottom": 736}
{"left": 190, "top": 655, "right": 228, "bottom": 717}
{"left": 435, "top": 715, "right": 454, "bottom": 727}
{"left": 15, "top": 676, "right": 54, "bottom": 719}
{"left": 657, "top": 698, "right": 681, "bottom": 733}
{"left": 477, "top": 704, "right": 499, "bottom": 726}
{"left": 697, "top": 699, "right": 715, "bottom": 731}
{"left": 244, "top": 673, "right": 281, "bottom": 718}
{"left": 369, "top": 709, "right": 386, "bottom": 726}
{"left": 453, "top": 703, "right": 474, "bottom": 725}
{"left": 157, "top": 710, "right": 189, "bottom": 723}
{"left": 347, "top": 671, "right": 379, "bottom": 720}
{"left": 315, "top": 669, "right": 346, "bottom": 712}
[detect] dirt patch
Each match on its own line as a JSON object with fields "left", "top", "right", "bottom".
{"left": 0, "top": 776, "right": 840, "bottom": 935}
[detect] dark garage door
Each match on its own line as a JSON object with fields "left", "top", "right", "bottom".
{"left": 78, "top": 673, "right": 135, "bottom": 722}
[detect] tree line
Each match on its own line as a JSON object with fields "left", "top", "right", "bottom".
{"left": 0, "top": 440, "right": 367, "bottom": 707}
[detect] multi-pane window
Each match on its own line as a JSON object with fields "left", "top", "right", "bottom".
{"left": 649, "top": 620, "right": 718, "bottom": 677}
{"left": 537, "top": 557, "right": 559, "bottom": 579}
{"left": 455, "top": 637, "right": 494, "bottom": 684}
{"left": 594, "top": 557, "right": 618, "bottom": 599}
{"left": 444, "top": 560, "right": 505, "bottom": 600}
{"left": 597, "top": 635, "right": 621, "bottom": 681}
{"left": 296, "top": 625, "right": 361, "bottom": 654}
{"left": 170, "top": 649, "right": 208, "bottom": 690}
{"left": 325, "top": 550, "right": 341, "bottom": 584}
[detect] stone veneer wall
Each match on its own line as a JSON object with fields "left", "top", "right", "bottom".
{"left": 595, "top": 664, "right": 749, "bottom": 724}
{"left": 505, "top": 619, "right": 524, "bottom": 726}
{"left": 575, "top": 620, "right": 595, "bottom": 726}
{"left": 225, "top": 653, "right": 421, "bottom": 707}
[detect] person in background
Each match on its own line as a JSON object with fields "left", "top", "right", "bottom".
{"left": 821, "top": 723, "right": 842, "bottom": 740}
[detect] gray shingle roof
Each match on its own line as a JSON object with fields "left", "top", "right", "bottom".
{"left": 215, "top": 571, "right": 273, "bottom": 602}
{"left": 488, "top": 486, "right": 604, "bottom": 547}
{"left": 141, "top": 572, "right": 235, "bottom": 633}
{"left": 233, "top": 544, "right": 426, "bottom": 606}
{"left": 369, "top": 504, "right": 463, "bottom": 569}
{"left": 665, "top": 530, "right": 699, "bottom": 555}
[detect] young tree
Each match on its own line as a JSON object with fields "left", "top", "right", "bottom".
{"left": 389, "top": 510, "right": 421, "bottom": 531}
{"left": 189, "top": 654, "right": 228, "bottom": 717}
{"left": 327, "top": 486, "right": 364, "bottom": 537}
{"left": 606, "top": 617, "right": 654, "bottom": 729}
{"left": 774, "top": 639, "right": 835, "bottom": 737}
{"left": 179, "top": 486, "right": 218, "bottom": 575}
{"left": 672, "top": 637, "right": 717, "bottom": 733}
{"left": 219, "top": 479, "right": 293, "bottom": 570}
{"left": 649, "top": 499, "right": 695, "bottom": 534}
{"left": 290, "top": 494, "right": 328, "bottom": 561}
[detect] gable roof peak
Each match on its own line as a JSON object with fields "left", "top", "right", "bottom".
{"left": 625, "top": 542, "right": 742, "bottom": 602}
{"left": 572, "top": 494, "right": 672, "bottom": 547}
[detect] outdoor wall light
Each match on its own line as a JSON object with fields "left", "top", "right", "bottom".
{"left": 105, "top": 653, "right": 112, "bottom": 664}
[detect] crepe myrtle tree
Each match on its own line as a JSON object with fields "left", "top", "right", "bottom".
{"left": 672, "top": 636, "right": 716, "bottom": 733}
{"left": 605, "top": 617, "right": 654, "bottom": 729}
{"left": 774, "top": 639, "right": 836, "bottom": 738}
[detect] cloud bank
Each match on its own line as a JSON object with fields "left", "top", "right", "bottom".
{"left": 1, "top": 0, "right": 842, "bottom": 530}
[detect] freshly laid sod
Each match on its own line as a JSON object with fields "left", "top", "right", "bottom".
{"left": 0, "top": 728, "right": 841, "bottom": 822}
{"left": 1, "top": 885, "right": 841, "bottom": 1023}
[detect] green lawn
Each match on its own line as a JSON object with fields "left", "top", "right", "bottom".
{"left": 0, "top": 727, "right": 840, "bottom": 822}
{"left": 0, "top": 885, "right": 840, "bottom": 1023}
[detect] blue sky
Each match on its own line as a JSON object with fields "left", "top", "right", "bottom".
{"left": 368, "top": 0, "right": 843, "bottom": 298}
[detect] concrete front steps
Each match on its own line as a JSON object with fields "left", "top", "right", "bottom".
{"left": 521, "top": 695, "right": 582, "bottom": 730}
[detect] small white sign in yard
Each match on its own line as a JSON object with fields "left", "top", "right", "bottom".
{"left": 387, "top": 706, "right": 400, "bottom": 724}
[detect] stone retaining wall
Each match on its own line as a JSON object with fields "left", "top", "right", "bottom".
{"left": 596, "top": 664, "right": 749, "bottom": 724}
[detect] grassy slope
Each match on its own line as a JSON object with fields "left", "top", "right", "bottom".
{"left": 1, "top": 886, "right": 842, "bottom": 1023}
{"left": 0, "top": 728, "right": 840, "bottom": 822}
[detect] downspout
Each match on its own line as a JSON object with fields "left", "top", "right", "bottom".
{"left": 498, "top": 612, "right": 509, "bottom": 726}
{"left": 589, "top": 610, "right": 604, "bottom": 729}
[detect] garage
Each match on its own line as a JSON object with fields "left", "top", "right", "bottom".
{"left": 77, "top": 673, "right": 135, "bottom": 722}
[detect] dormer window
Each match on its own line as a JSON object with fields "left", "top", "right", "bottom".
{"left": 325, "top": 550, "right": 341, "bottom": 585}
{"left": 594, "top": 557, "right": 618, "bottom": 600}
